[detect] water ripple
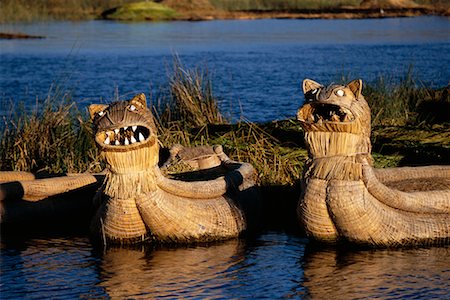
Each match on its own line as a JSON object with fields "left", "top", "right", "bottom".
{"left": 2, "top": 233, "right": 450, "bottom": 299}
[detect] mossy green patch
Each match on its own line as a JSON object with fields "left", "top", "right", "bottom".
{"left": 102, "top": 1, "right": 178, "bottom": 21}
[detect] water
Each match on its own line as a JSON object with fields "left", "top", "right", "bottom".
{"left": 1, "top": 17, "right": 450, "bottom": 298}
{"left": 2, "top": 232, "right": 449, "bottom": 299}
{"left": 1, "top": 17, "right": 449, "bottom": 122}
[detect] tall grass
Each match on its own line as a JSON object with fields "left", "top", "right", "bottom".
{"left": 1, "top": 62, "right": 447, "bottom": 185}
{"left": 165, "top": 58, "right": 225, "bottom": 127}
{"left": 0, "top": 93, "right": 102, "bottom": 173}
{"left": 363, "top": 70, "right": 449, "bottom": 126}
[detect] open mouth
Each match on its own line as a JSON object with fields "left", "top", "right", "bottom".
{"left": 299, "top": 103, "right": 355, "bottom": 124}
{"left": 96, "top": 125, "right": 151, "bottom": 147}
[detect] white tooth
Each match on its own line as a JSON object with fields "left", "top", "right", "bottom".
{"left": 138, "top": 132, "right": 145, "bottom": 142}
{"left": 131, "top": 136, "right": 137, "bottom": 144}
{"left": 124, "top": 126, "right": 128, "bottom": 130}
{"left": 331, "top": 114, "right": 340, "bottom": 122}
{"left": 104, "top": 137, "right": 110, "bottom": 145}
{"left": 115, "top": 140, "right": 120, "bottom": 146}
{"left": 114, "top": 129, "right": 119, "bottom": 134}
{"left": 132, "top": 126, "right": 137, "bottom": 132}
{"left": 124, "top": 138, "right": 129, "bottom": 145}
{"left": 106, "top": 131, "right": 111, "bottom": 136}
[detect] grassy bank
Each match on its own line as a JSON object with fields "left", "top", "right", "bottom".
{"left": 0, "top": 0, "right": 136, "bottom": 23}
{"left": 1, "top": 62, "right": 448, "bottom": 185}
{"left": 1, "top": 0, "right": 448, "bottom": 23}
{"left": 209, "top": 0, "right": 360, "bottom": 11}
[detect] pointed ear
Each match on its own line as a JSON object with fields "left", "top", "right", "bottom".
{"left": 130, "top": 93, "right": 147, "bottom": 108}
{"left": 303, "top": 79, "right": 322, "bottom": 94}
{"left": 88, "top": 104, "right": 108, "bottom": 120}
{"left": 347, "top": 79, "right": 363, "bottom": 98}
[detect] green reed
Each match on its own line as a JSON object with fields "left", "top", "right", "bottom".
{"left": 363, "top": 70, "right": 449, "bottom": 126}
{"left": 0, "top": 91, "right": 102, "bottom": 174}
{"left": 1, "top": 62, "right": 447, "bottom": 185}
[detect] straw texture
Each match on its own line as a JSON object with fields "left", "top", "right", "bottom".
{"left": 0, "top": 171, "right": 35, "bottom": 183}
{"left": 297, "top": 79, "right": 450, "bottom": 247}
{"left": 89, "top": 94, "right": 257, "bottom": 244}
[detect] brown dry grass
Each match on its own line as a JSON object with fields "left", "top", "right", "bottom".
{"left": 1, "top": 61, "right": 448, "bottom": 185}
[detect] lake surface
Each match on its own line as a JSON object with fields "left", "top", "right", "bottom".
{"left": 1, "top": 16, "right": 449, "bottom": 122}
{"left": 1, "top": 17, "right": 450, "bottom": 299}
{"left": 2, "top": 230, "right": 450, "bottom": 299}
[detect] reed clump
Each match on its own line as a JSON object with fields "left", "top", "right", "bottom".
{"left": 165, "top": 59, "right": 225, "bottom": 127}
{"left": 363, "top": 70, "right": 450, "bottom": 126}
{"left": 1, "top": 62, "right": 448, "bottom": 185}
{"left": 0, "top": 93, "right": 102, "bottom": 174}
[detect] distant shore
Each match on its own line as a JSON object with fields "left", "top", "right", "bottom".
{"left": 1, "top": 0, "right": 449, "bottom": 24}
{"left": 173, "top": 7, "right": 448, "bottom": 22}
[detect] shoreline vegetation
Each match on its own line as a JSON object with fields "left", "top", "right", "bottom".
{"left": 1, "top": 60, "right": 449, "bottom": 187}
{"left": 0, "top": 0, "right": 449, "bottom": 24}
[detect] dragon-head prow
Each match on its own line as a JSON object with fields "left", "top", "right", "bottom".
{"left": 297, "top": 79, "right": 372, "bottom": 173}
{"left": 297, "top": 79, "right": 371, "bottom": 137}
{"left": 89, "top": 93, "right": 160, "bottom": 173}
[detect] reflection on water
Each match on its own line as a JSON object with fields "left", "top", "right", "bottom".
{"left": 98, "top": 240, "right": 246, "bottom": 299}
{"left": 1, "top": 232, "right": 449, "bottom": 299}
{"left": 302, "top": 245, "right": 450, "bottom": 299}
{"left": 97, "top": 233, "right": 307, "bottom": 298}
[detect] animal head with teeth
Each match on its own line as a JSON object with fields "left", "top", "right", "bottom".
{"left": 297, "top": 78, "right": 371, "bottom": 136}
{"left": 89, "top": 93, "right": 159, "bottom": 173}
{"left": 297, "top": 79, "right": 372, "bottom": 160}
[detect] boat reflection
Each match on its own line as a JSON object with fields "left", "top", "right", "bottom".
{"left": 302, "top": 245, "right": 450, "bottom": 299}
{"left": 98, "top": 239, "right": 246, "bottom": 298}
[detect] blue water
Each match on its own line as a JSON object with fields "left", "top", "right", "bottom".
{"left": 1, "top": 17, "right": 449, "bottom": 122}
{"left": 1, "top": 17, "right": 450, "bottom": 299}
{"left": 2, "top": 232, "right": 450, "bottom": 299}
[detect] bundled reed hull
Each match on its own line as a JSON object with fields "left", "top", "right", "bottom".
{"left": 0, "top": 173, "right": 102, "bottom": 226}
{"left": 297, "top": 79, "right": 450, "bottom": 247}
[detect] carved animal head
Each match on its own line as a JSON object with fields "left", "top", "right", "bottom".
{"left": 297, "top": 79, "right": 371, "bottom": 136}
{"left": 297, "top": 79, "right": 372, "bottom": 161}
{"left": 89, "top": 94, "right": 159, "bottom": 173}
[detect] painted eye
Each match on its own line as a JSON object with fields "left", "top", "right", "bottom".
{"left": 129, "top": 105, "right": 136, "bottom": 111}
{"left": 335, "top": 89, "right": 345, "bottom": 97}
{"left": 98, "top": 111, "right": 105, "bottom": 116}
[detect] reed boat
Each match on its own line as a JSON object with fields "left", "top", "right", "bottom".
{"left": 1, "top": 93, "right": 259, "bottom": 244}
{"left": 296, "top": 78, "right": 450, "bottom": 247}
